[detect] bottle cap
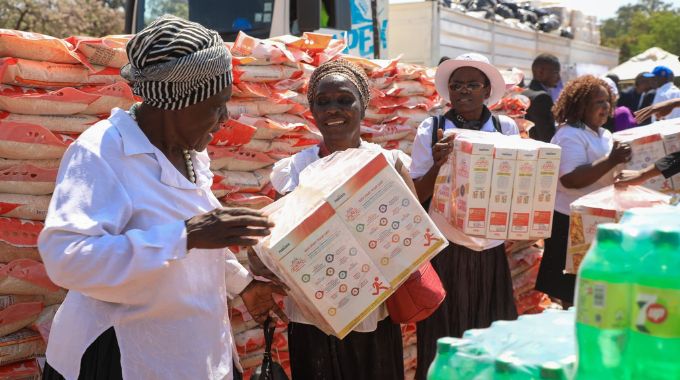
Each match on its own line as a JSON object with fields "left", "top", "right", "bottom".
{"left": 596, "top": 224, "right": 623, "bottom": 243}
{"left": 436, "top": 337, "right": 455, "bottom": 354}
{"left": 540, "top": 362, "right": 564, "bottom": 379}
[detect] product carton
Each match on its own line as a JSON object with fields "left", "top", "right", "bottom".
{"left": 614, "top": 130, "right": 670, "bottom": 192}
{"left": 452, "top": 136, "right": 494, "bottom": 236}
{"left": 648, "top": 119, "right": 680, "bottom": 191}
{"left": 486, "top": 142, "right": 518, "bottom": 239}
{"left": 565, "top": 185, "right": 670, "bottom": 274}
{"left": 507, "top": 147, "right": 539, "bottom": 240}
{"left": 530, "top": 141, "right": 561, "bottom": 239}
{"left": 254, "top": 149, "right": 447, "bottom": 337}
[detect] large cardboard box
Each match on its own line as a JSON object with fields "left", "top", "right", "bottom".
{"left": 486, "top": 142, "right": 518, "bottom": 239}
{"left": 530, "top": 141, "right": 561, "bottom": 239}
{"left": 508, "top": 147, "right": 538, "bottom": 240}
{"left": 614, "top": 130, "right": 671, "bottom": 192}
{"left": 255, "top": 149, "right": 447, "bottom": 337}
{"left": 453, "top": 136, "right": 494, "bottom": 236}
{"left": 565, "top": 185, "right": 670, "bottom": 274}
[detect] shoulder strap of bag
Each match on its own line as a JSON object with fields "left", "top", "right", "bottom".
{"left": 492, "top": 114, "right": 502, "bottom": 133}
{"left": 430, "top": 115, "right": 444, "bottom": 147}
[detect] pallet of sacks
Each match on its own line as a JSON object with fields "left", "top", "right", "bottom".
{"left": 0, "top": 29, "right": 135, "bottom": 376}
{"left": 504, "top": 241, "right": 552, "bottom": 315}
{"left": 402, "top": 323, "right": 417, "bottom": 380}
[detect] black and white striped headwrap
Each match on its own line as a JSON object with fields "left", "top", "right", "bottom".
{"left": 120, "top": 15, "right": 232, "bottom": 110}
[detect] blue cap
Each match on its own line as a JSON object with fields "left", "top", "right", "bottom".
{"left": 652, "top": 66, "right": 674, "bottom": 79}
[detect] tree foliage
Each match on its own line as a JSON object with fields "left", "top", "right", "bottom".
{"left": 601, "top": 0, "right": 680, "bottom": 63}
{"left": 0, "top": 0, "right": 124, "bottom": 38}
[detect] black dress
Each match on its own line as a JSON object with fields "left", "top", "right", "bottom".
{"left": 535, "top": 211, "right": 576, "bottom": 303}
{"left": 287, "top": 317, "right": 404, "bottom": 380}
{"left": 414, "top": 242, "right": 518, "bottom": 380}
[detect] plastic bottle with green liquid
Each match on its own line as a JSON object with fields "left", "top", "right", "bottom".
{"left": 575, "top": 224, "right": 631, "bottom": 380}
{"left": 629, "top": 228, "right": 680, "bottom": 380}
{"left": 427, "top": 338, "right": 456, "bottom": 380}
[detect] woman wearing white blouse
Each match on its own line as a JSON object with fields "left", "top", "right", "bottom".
{"left": 535, "top": 75, "right": 631, "bottom": 306}
{"left": 38, "top": 16, "right": 284, "bottom": 380}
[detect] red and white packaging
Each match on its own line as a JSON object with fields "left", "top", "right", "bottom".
{"left": 211, "top": 168, "right": 272, "bottom": 197}
{"left": 0, "top": 57, "right": 122, "bottom": 89}
{"left": 360, "top": 122, "right": 413, "bottom": 143}
{"left": 0, "top": 357, "right": 41, "bottom": 379}
{"left": 65, "top": 35, "right": 131, "bottom": 68}
{"left": 530, "top": 141, "right": 561, "bottom": 239}
{"left": 0, "top": 329, "right": 46, "bottom": 366}
{"left": 0, "top": 83, "right": 136, "bottom": 115}
{"left": 0, "top": 164, "right": 57, "bottom": 195}
{"left": 221, "top": 193, "right": 274, "bottom": 210}
{"left": 227, "top": 98, "right": 303, "bottom": 118}
{"left": 508, "top": 147, "right": 538, "bottom": 240}
{"left": 486, "top": 143, "right": 517, "bottom": 239}
{"left": 0, "top": 218, "right": 42, "bottom": 263}
{"left": 0, "top": 194, "right": 50, "bottom": 221}
{"left": 0, "top": 29, "right": 79, "bottom": 64}
{"left": 233, "top": 65, "right": 303, "bottom": 83}
{"left": 0, "top": 121, "right": 75, "bottom": 160}
{"left": 0, "top": 259, "right": 61, "bottom": 296}
{"left": 0, "top": 300, "right": 43, "bottom": 338}
{"left": 28, "top": 303, "right": 59, "bottom": 343}
{"left": 453, "top": 136, "right": 494, "bottom": 236}
{"left": 208, "top": 146, "right": 276, "bottom": 171}
{"left": 0, "top": 111, "right": 101, "bottom": 134}
{"left": 614, "top": 130, "right": 669, "bottom": 192}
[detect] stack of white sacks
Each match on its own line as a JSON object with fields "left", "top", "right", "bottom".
{"left": 345, "top": 56, "right": 440, "bottom": 155}
{"left": 0, "top": 29, "right": 135, "bottom": 376}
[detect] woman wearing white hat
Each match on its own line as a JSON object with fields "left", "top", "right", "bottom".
{"left": 409, "top": 53, "right": 519, "bottom": 380}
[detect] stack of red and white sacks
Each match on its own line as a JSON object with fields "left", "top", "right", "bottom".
{"left": 0, "top": 29, "right": 135, "bottom": 374}
{"left": 505, "top": 241, "right": 553, "bottom": 315}
{"left": 343, "top": 57, "right": 440, "bottom": 155}
{"left": 401, "top": 323, "right": 418, "bottom": 380}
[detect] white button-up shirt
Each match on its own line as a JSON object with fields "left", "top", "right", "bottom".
{"left": 38, "top": 108, "right": 253, "bottom": 380}
{"left": 652, "top": 82, "right": 680, "bottom": 122}
{"left": 551, "top": 123, "right": 615, "bottom": 215}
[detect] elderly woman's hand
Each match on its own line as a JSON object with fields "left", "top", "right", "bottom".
{"left": 247, "top": 248, "right": 289, "bottom": 291}
{"left": 239, "top": 280, "right": 288, "bottom": 325}
{"left": 185, "top": 208, "right": 274, "bottom": 250}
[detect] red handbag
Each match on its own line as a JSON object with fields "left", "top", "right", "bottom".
{"left": 386, "top": 261, "right": 446, "bottom": 324}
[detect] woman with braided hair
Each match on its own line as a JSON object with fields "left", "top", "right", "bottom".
{"left": 38, "top": 16, "right": 285, "bottom": 380}
{"left": 266, "top": 58, "right": 410, "bottom": 379}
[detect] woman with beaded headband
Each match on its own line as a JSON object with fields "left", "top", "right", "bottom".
{"left": 254, "top": 58, "right": 412, "bottom": 379}
{"left": 39, "top": 15, "right": 285, "bottom": 380}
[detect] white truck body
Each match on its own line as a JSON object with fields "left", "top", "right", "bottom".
{"left": 388, "top": 1, "right": 619, "bottom": 78}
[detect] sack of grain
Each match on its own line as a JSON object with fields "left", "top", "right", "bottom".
{"left": 0, "top": 357, "right": 41, "bottom": 379}
{"left": 0, "top": 112, "right": 100, "bottom": 134}
{"left": 211, "top": 119, "right": 257, "bottom": 147}
{"left": 0, "top": 259, "right": 61, "bottom": 295}
{"left": 28, "top": 303, "right": 59, "bottom": 342}
{"left": 0, "top": 300, "right": 43, "bottom": 338}
{"left": 208, "top": 146, "right": 276, "bottom": 171}
{"left": 0, "top": 83, "right": 136, "bottom": 115}
{"left": 0, "top": 158, "right": 60, "bottom": 171}
{"left": 0, "top": 58, "right": 122, "bottom": 89}
{"left": 0, "top": 194, "right": 50, "bottom": 220}
{"left": 0, "top": 29, "right": 79, "bottom": 64}
{"left": 211, "top": 168, "right": 272, "bottom": 197}
{"left": 0, "top": 121, "right": 74, "bottom": 160}
{"left": 0, "top": 329, "right": 46, "bottom": 366}
{"left": 0, "top": 165, "right": 57, "bottom": 195}
{"left": 220, "top": 193, "right": 274, "bottom": 210}
{"left": 65, "top": 35, "right": 131, "bottom": 69}
{"left": 0, "top": 218, "right": 42, "bottom": 263}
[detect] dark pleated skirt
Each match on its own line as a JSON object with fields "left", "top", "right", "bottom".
{"left": 414, "top": 242, "right": 518, "bottom": 380}
{"left": 43, "top": 327, "right": 122, "bottom": 380}
{"left": 535, "top": 211, "right": 576, "bottom": 304}
{"left": 288, "top": 317, "right": 404, "bottom": 380}
{"left": 43, "top": 327, "right": 244, "bottom": 380}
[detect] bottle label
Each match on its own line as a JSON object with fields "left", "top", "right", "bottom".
{"left": 632, "top": 285, "right": 680, "bottom": 338}
{"left": 576, "top": 279, "right": 629, "bottom": 329}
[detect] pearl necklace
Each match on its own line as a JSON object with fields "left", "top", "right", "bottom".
{"left": 128, "top": 103, "right": 196, "bottom": 183}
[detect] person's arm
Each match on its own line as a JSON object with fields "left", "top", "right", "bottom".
{"left": 655, "top": 151, "right": 680, "bottom": 179}
{"left": 635, "top": 98, "right": 680, "bottom": 124}
{"left": 411, "top": 128, "right": 454, "bottom": 203}
{"left": 39, "top": 143, "right": 194, "bottom": 305}
{"left": 527, "top": 94, "right": 555, "bottom": 143}
{"left": 562, "top": 141, "right": 632, "bottom": 189}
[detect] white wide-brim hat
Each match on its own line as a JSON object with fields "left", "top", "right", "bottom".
{"left": 435, "top": 53, "right": 506, "bottom": 106}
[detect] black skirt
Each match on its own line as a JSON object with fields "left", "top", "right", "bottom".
{"left": 288, "top": 317, "right": 404, "bottom": 380}
{"left": 43, "top": 327, "right": 243, "bottom": 380}
{"left": 43, "top": 327, "right": 122, "bottom": 380}
{"left": 415, "top": 242, "right": 518, "bottom": 380}
{"left": 535, "top": 211, "right": 576, "bottom": 303}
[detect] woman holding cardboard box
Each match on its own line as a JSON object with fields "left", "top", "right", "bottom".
{"left": 536, "top": 75, "right": 632, "bottom": 306}
{"left": 409, "top": 53, "right": 520, "bottom": 380}
{"left": 266, "top": 59, "right": 413, "bottom": 380}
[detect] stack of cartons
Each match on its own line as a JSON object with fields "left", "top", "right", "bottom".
{"left": 432, "top": 131, "right": 561, "bottom": 241}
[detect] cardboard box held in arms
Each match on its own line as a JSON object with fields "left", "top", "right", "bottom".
{"left": 254, "top": 148, "right": 447, "bottom": 338}
{"left": 430, "top": 130, "right": 561, "bottom": 241}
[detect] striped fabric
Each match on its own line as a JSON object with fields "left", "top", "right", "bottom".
{"left": 120, "top": 15, "right": 233, "bottom": 110}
